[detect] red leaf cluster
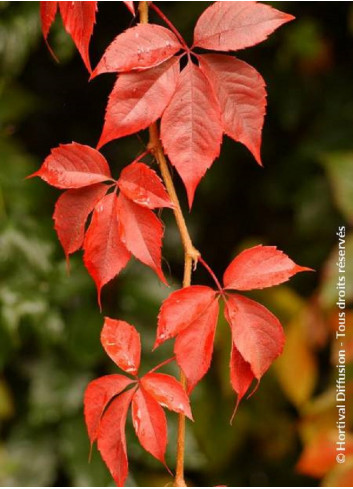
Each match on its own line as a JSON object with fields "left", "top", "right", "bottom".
{"left": 92, "top": 2, "right": 293, "bottom": 206}
{"left": 34, "top": 3, "right": 307, "bottom": 487}
{"left": 84, "top": 318, "right": 192, "bottom": 487}
{"left": 40, "top": 1, "right": 135, "bottom": 72}
{"left": 156, "top": 246, "right": 311, "bottom": 411}
{"left": 30, "top": 143, "right": 172, "bottom": 306}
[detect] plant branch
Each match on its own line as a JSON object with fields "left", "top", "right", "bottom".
{"left": 147, "top": 118, "right": 193, "bottom": 489}
{"left": 148, "top": 123, "right": 200, "bottom": 269}
{"left": 139, "top": 4, "right": 197, "bottom": 484}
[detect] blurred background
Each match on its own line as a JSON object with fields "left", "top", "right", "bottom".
{"left": 0, "top": 1, "right": 353, "bottom": 486}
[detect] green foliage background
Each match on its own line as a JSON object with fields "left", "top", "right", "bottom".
{"left": 0, "top": 2, "right": 352, "bottom": 486}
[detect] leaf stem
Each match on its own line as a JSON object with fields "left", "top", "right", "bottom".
{"left": 139, "top": 3, "right": 198, "bottom": 485}
{"left": 148, "top": 356, "right": 176, "bottom": 374}
{"left": 199, "top": 256, "right": 223, "bottom": 294}
{"left": 150, "top": 2, "right": 189, "bottom": 51}
{"left": 130, "top": 149, "right": 150, "bottom": 165}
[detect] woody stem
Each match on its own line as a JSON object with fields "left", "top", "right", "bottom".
{"left": 139, "top": 4, "right": 198, "bottom": 485}
{"left": 148, "top": 123, "right": 196, "bottom": 489}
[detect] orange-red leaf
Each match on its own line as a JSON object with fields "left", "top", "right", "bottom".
{"left": 155, "top": 285, "right": 217, "bottom": 347}
{"left": 193, "top": 1, "right": 294, "bottom": 52}
{"left": 175, "top": 298, "right": 219, "bottom": 393}
{"left": 58, "top": 1, "right": 97, "bottom": 72}
{"left": 98, "top": 58, "right": 179, "bottom": 147}
{"left": 161, "top": 62, "right": 223, "bottom": 207}
{"left": 53, "top": 183, "right": 108, "bottom": 258}
{"left": 83, "top": 193, "right": 131, "bottom": 306}
{"left": 84, "top": 374, "right": 134, "bottom": 445}
{"left": 118, "top": 162, "right": 173, "bottom": 209}
{"left": 97, "top": 388, "right": 135, "bottom": 487}
{"left": 141, "top": 372, "right": 193, "bottom": 419}
{"left": 223, "top": 245, "right": 312, "bottom": 291}
{"left": 40, "top": 1, "right": 58, "bottom": 40}
{"left": 199, "top": 54, "right": 266, "bottom": 165}
{"left": 297, "top": 432, "right": 353, "bottom": 478}
{"left": 117, "top": 193, "right": 166, "bottom": 284}
{"left": 230, "top": 344, "right": 255, "bottom": 413}
{"left": 101, "top": 318, "right": 141, "bottom": 375}
{"left": 123, "top": 1, "right": 135, "bottom": 15}
{"left": 30, "top": 143, "right": 112, "bottom": 189}
{"left": 92, "top": 24, "right": 182, "bottom": 77}
{"left": 225, "top": 294, "right": 285, "bottom": 379}
{"left": 131, "top": 386, "right": 168, "bottom": 465}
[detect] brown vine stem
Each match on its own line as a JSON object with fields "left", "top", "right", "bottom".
{"left": 139, "top": 3, "right": 199, "bottom": 486}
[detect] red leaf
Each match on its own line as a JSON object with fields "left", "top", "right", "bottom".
{"left": 131, "top": 386, "right": 168, "bottom": 465}
{"left": 40, "top": 1, "right": 58, "bottom": 40}
{"left": 30, "top": 143, "right": 112, "bottom": 189}
{"left": 223, "top": 245, "right": 312, "bottom": 291}
{"left": 175, "top": 298, "right": 219, "bottom": 392}
{"left": 141, "top": 372, "right": 193, "bottom": 419}
{"left": 161, "top": 62, "right": 223, "bottom": 207}
{"left": 199, "top": 54, "right": 266, "bottom": 165}
{"left": 155, "top": 286, "right": 217, "bottom": 347}
{"left": 101, "top": 318, "right": 141, "bottom": 375}
{"left": 117, "top": 193, "right": 166, "bottom": 284}
{"left": 91, "top": 24, "right": 181, "bottom": 77}
{"left": 83, "top": 193, "right": 131, "bottom": 306}
{"left": 84, "top": 374, "right": 134, "bottom": 445}
{"left": 97, "top": 58, "right": 179, "bottom": 147}
{"left": 193, "top": 1, "right": 294, "bottom": 52}
{"left": 230, "top": 344, "right": 255, "bottom": 412}
{"left": 296, "top": 432, "right": 353, "bottom": 478}
{"left": 225, "top": 294, "right": 285, "bottom": 379}
{"left": 97, "top": 388, "right": 135, "bottom": 487}
{"left": 118, "top": 162, "right": 173, "bottom": 209}
{"left": 53, "top": 183, "right": 108, "bottom": 259}
{"left": 123, "top": 1, "right": 135, "bottom": 15}
{"left": 59, "top": 1, "right": 97, "bottom": 72}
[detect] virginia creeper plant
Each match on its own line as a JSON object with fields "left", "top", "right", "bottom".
{"left": 30, "top": 1, "right": 312, "bottom": 486}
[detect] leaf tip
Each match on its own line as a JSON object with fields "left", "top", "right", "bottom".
{"left": 89, "top": 66, "right": 100, "bottom": 81}
{"left": 296, "top": 265, "right": 315, "bottom": 274}
{"left": 26, "top": 170, "right": 41, "bottom": 180}
{"left": 153, "top": 337, "right": 162, "bottom": 351}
